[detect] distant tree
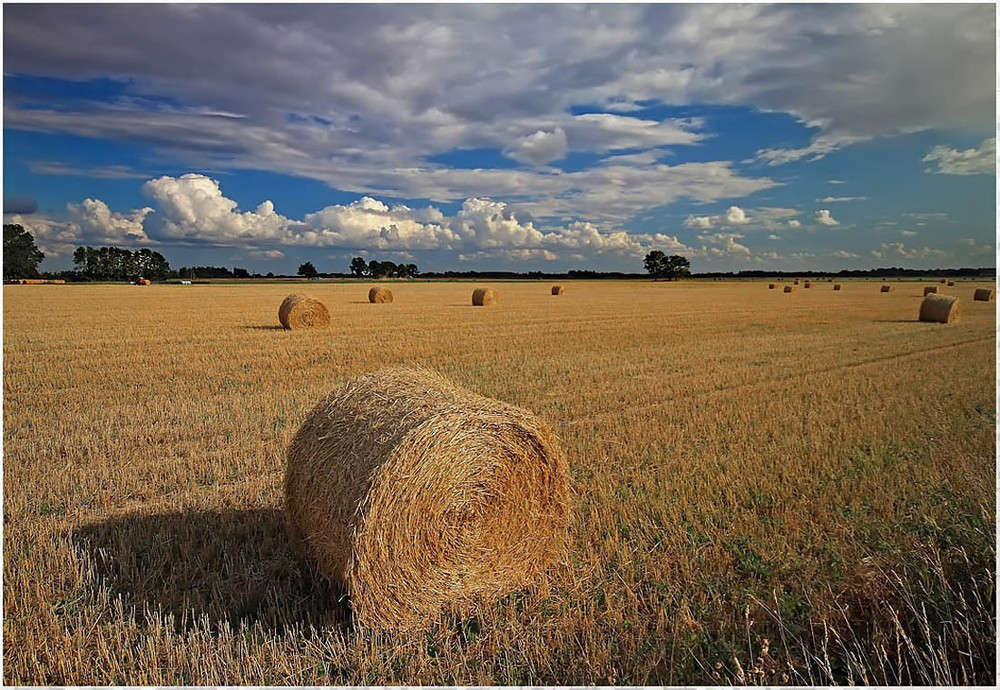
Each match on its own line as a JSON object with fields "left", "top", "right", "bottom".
{"left": 403, "top": 262, "right": 419, "bottom": 278}
{"left": 4, "top": 223, "right": 44, "bottom": 280}
{"left": 297, "top": 261, "right": 318, "bottom": 278}
{"left": 379, "top": 260, "right": 398, "bottom": 278}
{"left": 644, "top": 251, "right": 690, "bottom": 280}
{"left": 350, "top": 256, "right": 368, "bottom": 277}
{"left": 179, "top": 265, "right": 232, "bottom": 279}
{"left": 266, "top": 272, "right": 274, "bottom": 278}
{"left": 233, "top": 267, "right": 250, "bottom": 279}
{"left": 662, "top": 254, "right": 690, "bottom": 280}
{"left": 71, "top": 245, "right": 171, "bottom": 281}
{"left": 367, "top": 259, "right": 381, "bottom": 278}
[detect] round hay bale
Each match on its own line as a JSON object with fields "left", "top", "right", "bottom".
{"left": 284, "top": 367, "right": 570, "bottom": 631}
{"left": 974, "top": 288, "right": 995, "bottom": 301}
{"left": 880, "top": 285, "right": 893, "bottom": 293}
{"left": 919, "top": 294, "right": 961, "bottom": 323}
{"left": 768, "top": 283, "right": 776, "bottom": 289}
{"left": 551, "top": 285, "right": 565, "bottom": 295}
{"left": 804, "top": 281, "right": 811, "bottom": 288}
{"left": 947, "top": 281, "right": 955, "bottom": 287}
{"left": 368, "top": 286, "right": 393, "bottom": 304}
{"left": 278, "top": 293, "right": 330, "bottom": 330}
{"left": 923, "top": 286, "right": 938, "bottom": 296}
{"left": 793, "top": 279, "right": 800, "bottom": 285}
{"left": 833, "top": 284, "right": 842, "bottom": 291}
{"left": 783, "top": 285, "right": 794, "bottom": 293}
{"left": 472, "top": 287, "right": 499, "bottom": 306}
{"left": 939, "top": 279, "right": 947, "bottom": 284}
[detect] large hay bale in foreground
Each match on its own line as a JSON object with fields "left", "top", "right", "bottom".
{"left": 551, "top": 285, "right": 565, "bottom": 295}
{"left": 880, "top": 285, "right": 893, "bottom": 293}
{"left": 472, "top": 287, "right": 499, "bottom": 306}
{"left": 919, "top": 294, "right": 961, "bottom": 323}
{"left": 783, "top": 285, "right": 794, "bottom": 293}
{"left": 974, "top": 288, "right": 995, "bottom": 302}
{"left": 833, "top": 284, "right": 842, "bottom": 291}
{"left": 284, "top": 367, "right": 570, "bottom": 630}
{"left": 368, "top": 286, "right": 393, "bottom": 304}
{"left": 923, "top": 286, "right": 938, "bottom": 296}
{"left": 278, "top": 294, "right": 330, "bottom": 330}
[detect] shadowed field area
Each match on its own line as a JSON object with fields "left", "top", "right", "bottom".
{"left": 3, "top": 279, "right": 995, "bottom": 684}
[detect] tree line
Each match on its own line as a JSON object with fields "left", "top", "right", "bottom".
{"left": 5, "top": 223, "right": 992, "bottom": 283}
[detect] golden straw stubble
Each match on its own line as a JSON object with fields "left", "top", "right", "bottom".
{"left": 368, "top": 287, "right": 393, "bottom": 303}
{"left": 278, "top": 293, "right": 331, "bottom": 330}
{"left": 472, "top": 287, "right": 499, "bottom": 306}
{"left": 284, "top": 367, "right": 570, "bottom": 631}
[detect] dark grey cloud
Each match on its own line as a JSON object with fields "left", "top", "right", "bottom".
{"left": 3, "top": 196, "right": 38, "bottom": 214}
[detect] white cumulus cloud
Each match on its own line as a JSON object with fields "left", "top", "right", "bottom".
{"left": 815, "top": 209, "right": 839, "bottom": 226}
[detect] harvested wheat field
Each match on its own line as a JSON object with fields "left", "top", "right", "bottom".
{"left": 3, "top": 280, "right": 996, "bottom": 685}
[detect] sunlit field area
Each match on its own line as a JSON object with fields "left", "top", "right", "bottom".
{"left": 3, "top": 279, "right": 995, "bottom": 684}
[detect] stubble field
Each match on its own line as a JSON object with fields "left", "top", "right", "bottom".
{"left": 3, "top": 279, "right": 996, "bottom": 684}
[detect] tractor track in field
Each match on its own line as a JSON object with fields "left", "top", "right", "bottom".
{"left": 562, "top": 334, "right": 995, "bottom": 428}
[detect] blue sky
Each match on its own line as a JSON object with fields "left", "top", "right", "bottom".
{"left": 2, "top": 3, "right": 995, "bottom": 274}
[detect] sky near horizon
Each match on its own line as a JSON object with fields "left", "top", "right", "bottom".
{"left": 2, "top": 3, "right": 996, "bottom": 275}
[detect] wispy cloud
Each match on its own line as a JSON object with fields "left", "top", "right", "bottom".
{"left": 922, "top": 138, "right": 995, "bottom": 175}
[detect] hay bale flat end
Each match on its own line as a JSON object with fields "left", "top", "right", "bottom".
{"left": 278, "top": 294, "right": 331, "bottom": 330}
{"left": 919, "top": 294, "right": 961, "bottom": 323}
{"left": 284, "top": 367, "right": 569, "bottom": 630}
{"left": 472, "top": 287, "right": 499, "bottom": 306}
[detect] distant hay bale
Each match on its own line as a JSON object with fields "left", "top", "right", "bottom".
{"left": 919, "top": 294, "right": 961, "bottom": 323}
{"left": 939, "top": 279, "right": 947, "bottom": 284}
{"left": 368, "top": 287, "right": 393, "bottom": 304}
{"left": 974, "top": 288, "right": 995, "bottom": 302}
{"left": 923, "top": 286, "right": 938, "bottom": 296}
{"left": 804, "top": 281, "right": 811, "bottom": 288}
{"left": 768, "top": 283, "right": 776, "bottom": 289}
{"left": 947, "top": 281, "right": 955, "bottom": 287}
{"left": 21, "top": 279, "right": 45, "bottom": 284}
{"left": 793, "top": 279, "right": 800, "bottom": 285}
{"left": 551, "top": 285, "right": 565, "bottom": 295}
{"left": 472, "top": 287, "right": 499, "bottom": 306}
{"left": 783, "top": 285, "right": 794, "bottom": 293}
{"left": 284, "top": 367, "right": 570, "bottom": 631}
{"left": 880, "top": 285, "right": 893, "bottom": 293}
{"left": 278, "top": 293, "right": 330, "bottom": 330}
{"left": 833, "top": 284, "right": 842, "bottom": 291}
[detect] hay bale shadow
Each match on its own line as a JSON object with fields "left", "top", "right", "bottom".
{"left": 241, "top": 325, "right": 286, "bottom": 331}
{"left": 74, "top": 508, "right": 350, "bottom": 633}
